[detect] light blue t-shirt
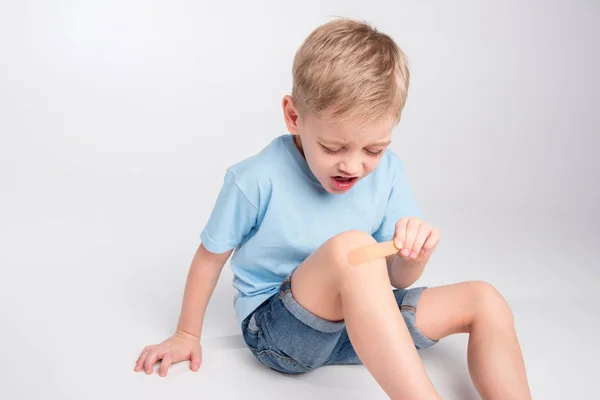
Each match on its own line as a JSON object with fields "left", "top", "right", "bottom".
{"left": 200, "top": 134, "right": 422, "bottom": 324}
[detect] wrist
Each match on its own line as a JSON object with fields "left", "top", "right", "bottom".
{"left": 175, "top": 328, "right": 200, "bottom": 341}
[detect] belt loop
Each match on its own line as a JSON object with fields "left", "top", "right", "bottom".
{"left": 280, "top": 275, "right": 291, "bottom": 289}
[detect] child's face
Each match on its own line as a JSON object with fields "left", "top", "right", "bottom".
{"left": 283, "top": 96, "right": 393, "bottom": 194}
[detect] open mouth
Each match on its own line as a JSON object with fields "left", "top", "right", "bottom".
{"left": 330, "top": 176, "right": 358, "bottom": 191}
{"left": 333, "top": 176, "right": 357, "bottom": 182}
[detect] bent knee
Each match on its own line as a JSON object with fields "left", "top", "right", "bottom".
{"left": 324, "top": 230, "right": 379, "bottom": 269}
{"left": 329, "top": 230, "right": 376, "bottom": 248}
{"left": 468, "top": 281, "right": 513, "bottom": 321}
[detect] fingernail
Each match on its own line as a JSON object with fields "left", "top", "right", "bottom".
{"left": 402, "top": 248, "right": 410, "bottom": 256}
{"left": 395, "top": 240, "right": 403, "bottom": 249}
{"left": 410, "top": 251, "right": 417, "bottom": 258}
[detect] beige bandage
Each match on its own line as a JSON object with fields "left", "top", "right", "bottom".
{"left": 347, "top": 241, "right": 399, "bottom": 266}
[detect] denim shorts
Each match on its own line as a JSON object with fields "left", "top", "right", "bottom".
{"left": 241, "top": 275, "right": 438, "bottom": 374}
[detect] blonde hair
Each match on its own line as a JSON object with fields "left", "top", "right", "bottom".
{"left": 292, "top": 18, "right": 410, "bottom": 126}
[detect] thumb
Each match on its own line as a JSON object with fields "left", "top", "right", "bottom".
{"left": 190, "top": 347, "right": 202, "bottom": 371}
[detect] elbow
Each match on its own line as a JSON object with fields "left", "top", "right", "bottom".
{"left": 391, "top": 277, "right": 420, "bottom": 290}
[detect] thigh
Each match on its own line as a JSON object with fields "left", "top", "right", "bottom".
{"left": 290, "top": 230, "right": 381, "bottom": 322}
{"left": 326, "top": 286, "right": 440, "bottom": 365}
{"left": 242, "top": 230, "right": 382, "bottom": 373}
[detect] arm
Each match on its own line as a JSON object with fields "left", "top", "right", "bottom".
{"left": 176, "top": 243, "right": 232, "bottom": 338}
{"left": 136, "top": 170, "right": 258, "bottom": 376}
{"left": 386, "top": 254, "right": 429, "bottom": 289}
{"left": 134, "top": 243, "right": 231, "bottom": 376}
{"left": 386, "top": 216, "right": 440, "bottom": 290}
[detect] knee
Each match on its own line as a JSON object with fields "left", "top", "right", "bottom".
{"left": 329, "top": 230, "right": 376, "bottom": 247}
{"left": 469, "top": 281, "right": 514, "bottom": 324}
{"left": 325, "top": 230, "right": 379, "bottom": 270}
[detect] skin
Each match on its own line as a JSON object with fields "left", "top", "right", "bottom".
{"left": 284, "top": 99, "right": 395, "bottom": 194}
{"left": 134, "top": 95, "right": 532, "bottom": 400}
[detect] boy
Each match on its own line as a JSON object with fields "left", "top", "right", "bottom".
{"left": 134, "top": 18, "right": 532, "bottom": 399}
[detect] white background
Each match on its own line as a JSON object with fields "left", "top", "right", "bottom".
{"left": 1, "top": 0, "right": 599, "bottom": 399}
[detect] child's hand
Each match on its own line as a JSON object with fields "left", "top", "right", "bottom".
{"left": 134, "top": 331, "right": 202, "bottom": 377}
{"left": 393, "top": 217, "right": 440, "bottom": 262}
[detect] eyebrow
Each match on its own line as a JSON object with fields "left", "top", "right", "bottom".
{"left": 319, "top": 137, "right": 347, "bottom": 145}
{"left": 368, "top": 140, "right": 391, "bottom": 147}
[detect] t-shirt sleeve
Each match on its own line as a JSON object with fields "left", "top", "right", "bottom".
{"left": 372, "top": 165, "right": 422, "bottom": 243}
{"left": 200, "top": 170, "right": 259, "bottom": 254}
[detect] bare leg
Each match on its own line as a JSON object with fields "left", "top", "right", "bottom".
{"left": 415, "top": 282, "right": 532, "bottom": 400}
{"left": 291, "top": 230, "right": 441, "bottom": 400}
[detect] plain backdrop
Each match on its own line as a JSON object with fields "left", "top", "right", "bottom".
{"left": 1, "top": 1, "right": 599, "bottom": 399}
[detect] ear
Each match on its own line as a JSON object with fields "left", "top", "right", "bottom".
{"left": 282, "top": 95, "right": 300, "bottom": 134}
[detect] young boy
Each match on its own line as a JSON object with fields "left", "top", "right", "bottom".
{"left": 134, "top": 18, "right": 532, "bottom": 399}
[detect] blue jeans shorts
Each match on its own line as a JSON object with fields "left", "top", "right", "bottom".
{"left": 241, "top": 275, "right": 439, "bottom": 374}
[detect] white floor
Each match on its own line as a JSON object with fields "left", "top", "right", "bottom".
{"left": 1, "top": 181, "right": 598, "bottom": 400}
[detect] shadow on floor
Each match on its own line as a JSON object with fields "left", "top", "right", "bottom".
{"left": 203, "top": 334, "right": 479, "bottom": 399}
{"left": 202, "top": 334, "right": 247, "bottom": 350}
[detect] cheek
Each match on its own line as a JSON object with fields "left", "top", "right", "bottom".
{"left": 305, "top": 149, "right": 329, "bottom": 174}
{"left": 308, "top": 150, "right": 333, "bottom": 170}
{"left": 364, "top": 158, "right": 381, "bottom": 173}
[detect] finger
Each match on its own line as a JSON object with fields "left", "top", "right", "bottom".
{"left": 401, "top": 218, "right": 419, "bottom": 258}
{"left": 394, "top": 217, "right": 408, "bottom": 249}
{"left": 144, "top": 349, "right": 160, "bottom": 375}
{"left": 135, "top": 347, "right": 152, "bottom": 372}
{"left": 422, "top": 228, "right": 441, "bottom": 254}
{"left": 190, "top": 347, "right": 202, "bottom": 371}
{"left": 410, "top": 223, "right": 431, "bottom": 258}
{"left": 159, "top": 353, "right": 173, "bottom": 377}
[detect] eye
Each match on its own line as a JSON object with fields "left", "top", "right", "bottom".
{"left": 365, "top": 149, "right": 384, "bottom": 157}
{"left": 320, "top": 144, "right": 343, "bottom": 155}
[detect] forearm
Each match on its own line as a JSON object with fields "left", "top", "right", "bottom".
{"left": 387, "top": 254, "right": 429, "bottom": 289}
{"left": 176, "top": 244, "right": 231, "bottom": 338}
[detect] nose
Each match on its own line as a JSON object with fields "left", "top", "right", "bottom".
{"left": 338, "top": 157, "right": 361, "bottom": 176}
